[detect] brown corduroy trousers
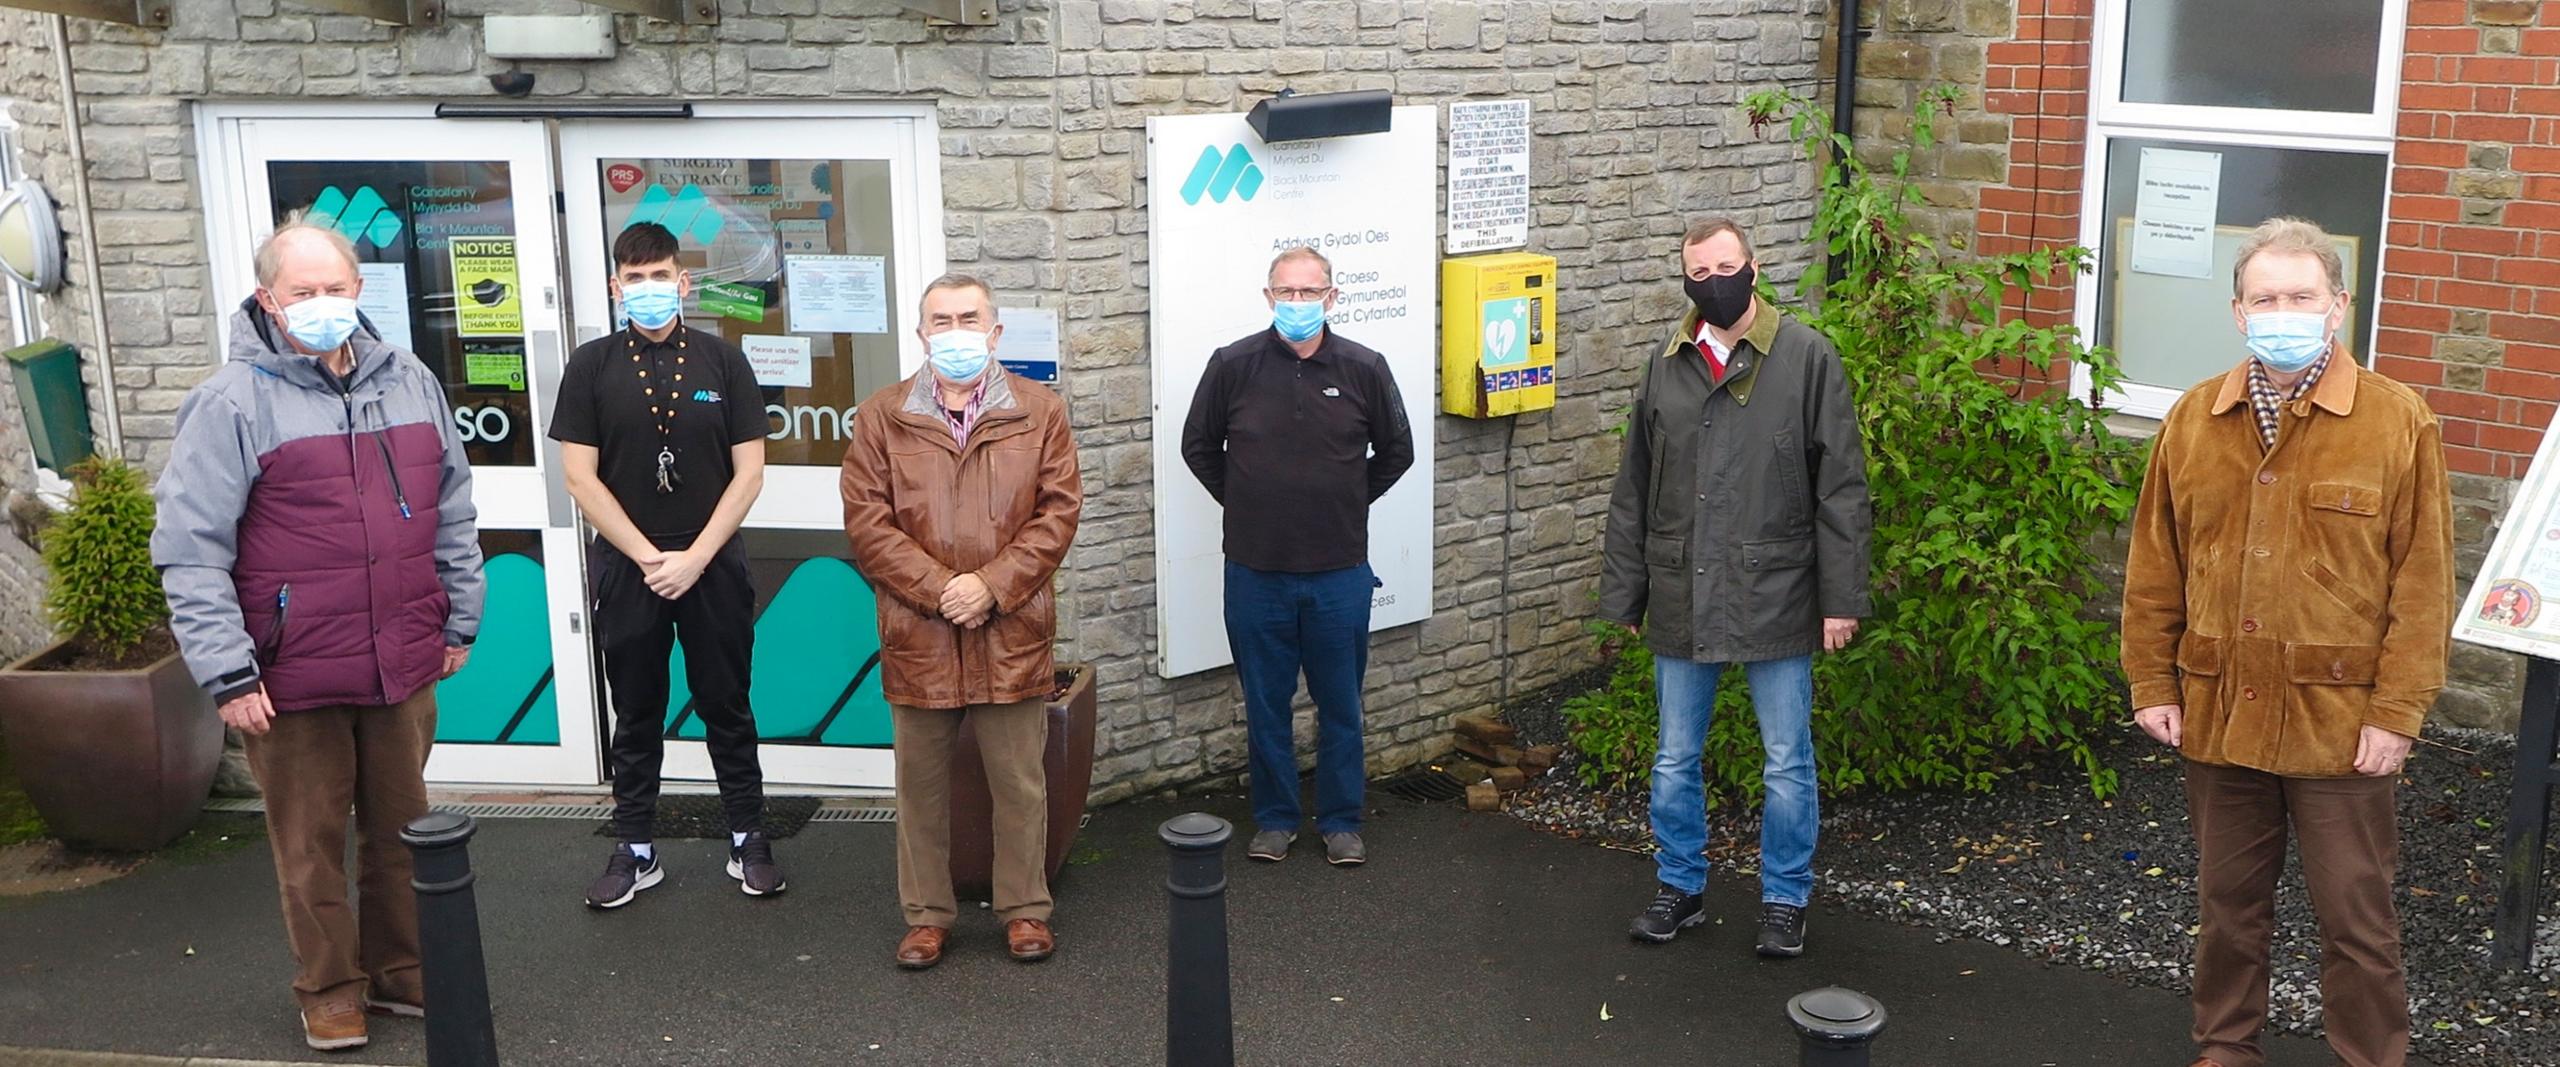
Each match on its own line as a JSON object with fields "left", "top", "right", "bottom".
{"left": 891, "top": 699, "right": 1052, "bottom": 928}
{"left": 2184, "top": 758, "right": 2406, "bottom": 1067}
{"left": 240, "top": 689, "right": 437, "bottom": 1010}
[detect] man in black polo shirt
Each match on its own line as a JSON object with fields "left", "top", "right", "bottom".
{"left": 550, "top": 222, "right": 784, "bottom": 908}
{"left": 1180, "top": 246, "right": 1415, "bottom": 867}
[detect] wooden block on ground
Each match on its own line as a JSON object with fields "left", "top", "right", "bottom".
{"left": 1490, "top": 766, "right": 1528, "bottom": 791}
{"left": 1465, "top": 781, "right": 1503, "bottom": 811}
{"left": 1492, "top": 744, "right": 1527, "bottom": 768}
{"left": 1517, "top": 745, "right": 1561, "bottom": 775}
{"left": 1455, "top": 737, "right": 1502, "bottom": 764}
{"left": 1439, "top": 758, "right": 1492, "bottom": 785}
{"left": 1453, "top": 713, "right": 1520, "bottom": 748}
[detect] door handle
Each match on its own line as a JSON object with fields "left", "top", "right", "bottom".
{"left": 528, "top": 330, "right": 573, "bottom": 528}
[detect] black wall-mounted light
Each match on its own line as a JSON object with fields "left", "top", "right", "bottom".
{"left": 1246, "top": 89, "right": 1393, "bottom": 144}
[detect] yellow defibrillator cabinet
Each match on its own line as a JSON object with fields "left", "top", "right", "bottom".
{"left": 1440, "top": 252, "right": 1558, "bottom": 418}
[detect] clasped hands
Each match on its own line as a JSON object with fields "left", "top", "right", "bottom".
{"left": 626, "top": 546, "right": 711, "bottom": 600}
{"left": 940, "top": 572, "right": 997, "bottom": 629}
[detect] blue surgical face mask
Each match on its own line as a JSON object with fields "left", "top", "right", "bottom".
{"left": 2244, "top": 309, "right": 2333, "bottom": 373}
{"left": 620, "top": 280, "right": 682, "bottom": 331}
{"left": 1273, "top": 300, "right": 1328, "bottom": 343}
{"left": 927, "top": 329, "right": 992, "bottom": 383}
{"left": 275, "top": 293, "right": 360, "bottom": 352}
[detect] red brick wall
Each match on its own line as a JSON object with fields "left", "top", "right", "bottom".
{"left": 1974, "top": 0, "right": 2092, "bottom": 344}
{"left": 2380, "top": 0, "right": 2560, "bottom": 480}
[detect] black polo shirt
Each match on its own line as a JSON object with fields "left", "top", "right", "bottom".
{"left": 1179, "top": 327, "right": 1416, "bottom": 573}
{"left": 548, "top": 324, "right": 767, "bottom": 547}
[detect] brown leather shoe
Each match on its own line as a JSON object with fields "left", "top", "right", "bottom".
{"left": 896, "top": 925, "right": 950, "bottom": 970}
{"left": 1006, "top": 918, "right": 1056, "bottom": 962}
{"left": 300, "top": 1000, "right": 369, "bottom": 1051}
{"left": 364, "top": 975, "right": 424, "bottom": 1018}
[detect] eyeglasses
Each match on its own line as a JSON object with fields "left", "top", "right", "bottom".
{"left": 1268, "top": 286, "right": 1334, "bottom": 302}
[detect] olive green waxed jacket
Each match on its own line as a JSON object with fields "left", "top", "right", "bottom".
{"left": 1598, "top": 299, "right": 1873, "bottom": 664}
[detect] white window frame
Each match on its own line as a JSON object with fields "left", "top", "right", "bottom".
{"left": 2073, "top": 0, "right": 2409, "bottom": 419}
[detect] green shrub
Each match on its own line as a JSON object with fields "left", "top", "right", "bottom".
{"left": 41, "top": 457, "right": 167, "bottom": 660}
{"left": 1563, "top": 87, "right": 2144, "bottom": 801}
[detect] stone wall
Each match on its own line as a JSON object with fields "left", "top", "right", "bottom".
{"left": 0, "top": 0, "right": 1837, "bottom": 795}
{"left": 0, "top": 11, "right": 72, "bottom": 662}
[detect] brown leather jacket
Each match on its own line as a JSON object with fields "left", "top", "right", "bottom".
{"left": 2120, "top": 357, "right": 2452, "bottom": 777}
{"left": 841, "top": 368, "right": 1082, "bottom": 710}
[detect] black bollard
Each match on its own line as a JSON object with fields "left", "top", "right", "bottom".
{"left": 1161, "top": 812, "right": 1236, "bottom": 1067}
{"left": 1787, "top": 987, "right": 1887, "bottom": 1067}
{"left": 401, "top": 811, "right": 500, "bottom": 1067}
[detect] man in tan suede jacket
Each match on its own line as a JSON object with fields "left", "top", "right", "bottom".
{"left": 2121, "top": 217, "right": 2452, "bottom": 1067}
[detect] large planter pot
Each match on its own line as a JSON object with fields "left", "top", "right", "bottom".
{"left": 949, "top": 662, "right": 1098, "bottom": 899}
{"left": 0, "top": 640, "right": 221, "bottom": 851}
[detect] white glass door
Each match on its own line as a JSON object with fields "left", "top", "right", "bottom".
{"left": 203, "top": 107, "right": 603, "bottom": 786}
{"left": 557, "top": 107, "right": 944, "bottom": 790}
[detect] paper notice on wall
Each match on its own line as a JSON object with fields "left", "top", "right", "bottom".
{"left": 785, "top": 254, "right": 889, "bottom": 335}
{"left": 742, "top": 334, "right": 814, "bottom": 389}
{"left": 996, "top": 306, "right": 1060, "bottom": 383}
{"left": 356, "top": 262, "right": 415, "bottom": 353}
{"left": 1446, "top": 100, "right": 1532, "bottom": 254}
{"left": 2131, "top": 148, "right": 2221, "bottom": 279}
{"left": 448, "top": 237, "right": 524, "bottom": 337}
{"left": 2459, "top": 407, "right": 2560, "bottom": 659}
{"left": 462, "top": 344, "right": 527, "bottom": 392}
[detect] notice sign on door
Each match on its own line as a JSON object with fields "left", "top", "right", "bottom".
{"left": 741, "top": 334, "right": 813, "bottom": 389}
{"left": 2131, "top": 148, "right": 2221, "bottom": 280}
{"left": 1446, "top": 99, "right": 1532, "bottom": 254}
{"left": 449, "top": 237, "right": 523, "bottom": 337}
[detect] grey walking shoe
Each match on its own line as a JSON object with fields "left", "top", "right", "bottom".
{"left": 1323, "top": 831, "right": 1366, "bottom": 866}
{"left": 1246, "top": 829, "right": 1298, "bottom": 862}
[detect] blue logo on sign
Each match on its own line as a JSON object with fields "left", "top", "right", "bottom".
{"left": 1179, "top": 144, "right": 1264, "bottom": 205}
{"left": 307, "top": 186, "right": 403, "bottom": 249}
{"left": 692, "top": 389, "right": 722, "bottom": 403}
{"left": 624, "top": 183, "right": 726, "bottom": 245}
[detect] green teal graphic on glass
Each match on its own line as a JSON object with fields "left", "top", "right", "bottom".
{"left": 663, "top": 557, "right": 892, "bottom": 747}
{"left": 1481, "top": 296, "right": 1530, "bottom": 368}
{"left": 435, "top": 553, "right": 558, "bottom": 744}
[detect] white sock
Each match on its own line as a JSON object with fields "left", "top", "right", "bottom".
{"left": 731, "top": 831, "right": 749, "bottom": 848}
{"left": 628, "top": 842, "right": 653, "bottom": 861}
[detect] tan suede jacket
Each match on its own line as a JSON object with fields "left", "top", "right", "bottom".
{"left": 840, "top": 368, "right": 1082, "bottom": 710}
{"left": 2120, "top": 357, "right": 2452, "bottom": 777}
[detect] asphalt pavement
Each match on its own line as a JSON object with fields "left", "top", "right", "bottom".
{"left": 0, "top": 792, "right": 2391, "bottom": 1066}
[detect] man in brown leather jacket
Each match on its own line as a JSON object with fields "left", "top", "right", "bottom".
{"left": 841, "top": 274, "right": 1082, "bottom": 971}
{"left": 2122, "top": 217, "right": 2452, "bottom": 1067}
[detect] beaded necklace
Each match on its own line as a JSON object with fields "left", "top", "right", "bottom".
{"left": 629, "top": 325, "right": 689, "bottom": 494}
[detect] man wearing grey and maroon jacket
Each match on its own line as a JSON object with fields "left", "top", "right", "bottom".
{"left": 152, "top": 222, "right": 483, "bottom": 1053}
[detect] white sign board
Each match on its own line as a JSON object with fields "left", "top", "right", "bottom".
{"left": 1147, "top": 108, "right": 1440, "bottom": 678}
{"left": 357, "top": 262, "right": 415, "bottom": 354}
{"left": 1446, "top": 100, "right": 1531, "bottom": 254}
{"left": 785, "top": 254, "right": 889, "bottom": 334}
{"left": 997, "top": 306, "right": 1061, "bottom": 383}
{"left": 741, "top": 334, "right": 813, "bottom": 389}
{"left": 2458, "top": 408, "right": 2560, "bottom": 659}
{"left": 2131, "top": 147, "right": 2221, "bottom": 279}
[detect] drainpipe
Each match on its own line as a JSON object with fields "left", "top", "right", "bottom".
{"left": 1825, "top": 0, "right": 1866, "bottom": 285}
{"left": 48, "top": 14, "right": 124, "bottom": 461}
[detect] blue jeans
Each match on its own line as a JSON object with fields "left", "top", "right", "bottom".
{"left": 1649, "top": 653, "right": 1818, "bottom": 906}
{"left": 1225, "top": 561, "right": 1374, "bottom": 834}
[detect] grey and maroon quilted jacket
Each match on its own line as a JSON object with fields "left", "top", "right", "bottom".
{"left": 151, "top": 298, "right": 484, "bottom": 712}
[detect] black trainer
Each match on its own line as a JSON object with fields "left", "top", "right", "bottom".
{"left": 727, "top": 831, "right": 788, "bottom": 897}
{"left": 1630, "top": 884, "right": 1706, "bottom": 943}
{"left": 585, "top": 843, "right": 662, "bottom": 909}
{"left": 1757, "top": 901, "right": 1807, "bottom": 957}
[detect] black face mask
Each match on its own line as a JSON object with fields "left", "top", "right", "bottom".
{"left": 1684, "top": 265, "right": 1758, "bottom": 330}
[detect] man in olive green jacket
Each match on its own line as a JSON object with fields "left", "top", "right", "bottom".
{"left": 1598, "top": 218, "right": 1872, "bottom": 958}
{"left": 2122, "top": 216, "right": 2450, "bottom": 1067}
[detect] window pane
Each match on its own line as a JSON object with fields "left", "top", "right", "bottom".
{"left": 2121, "top": 0, "right": 2384, "bottom": 114}
{"left": 594, "top": 158, "right": 899, "bottom": 469}
{"left": 2094, "top": 139, "right": 2386, "bottom": 393}
{"left": 268, "top": 161, "right": 534, "bottom": 469}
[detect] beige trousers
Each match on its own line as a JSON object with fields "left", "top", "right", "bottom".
{"left": 892, "top": 698, "right": 1053, "bottom": 927}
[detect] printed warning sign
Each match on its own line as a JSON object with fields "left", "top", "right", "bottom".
{"left": 449, "top": 237, "right": 523, "bottom": 337}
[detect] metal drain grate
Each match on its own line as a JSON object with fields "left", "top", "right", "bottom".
{"left": 1374, "top": 769, "right": 1469, "bottom": 804}
{"left": 808, "top": 806, "right": 897, "bottom": 823}
{"left": 208, "top": 798, "right": 612, "bottom": 820}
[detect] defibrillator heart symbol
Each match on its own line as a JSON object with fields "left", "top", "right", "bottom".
{"left": 1486, "top": 318, "right": 1518, "bottom": 363}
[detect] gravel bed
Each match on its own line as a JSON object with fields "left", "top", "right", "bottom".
{"left": 1499, "top": 718, "right": 2560, "bottom": 1066}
